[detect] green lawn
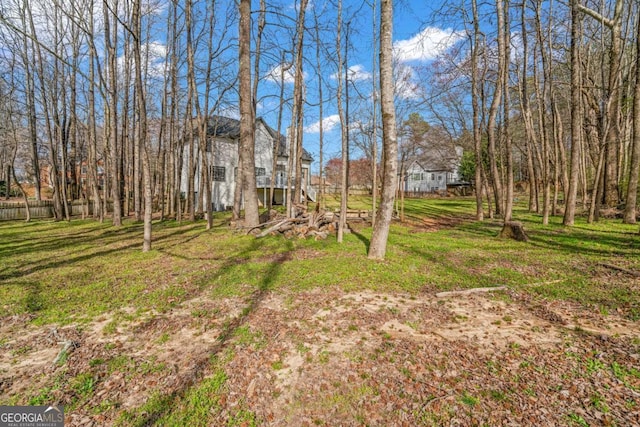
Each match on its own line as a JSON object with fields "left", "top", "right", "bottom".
{"left": 2, "top": 196, "right": 639, "bottom": 426}
{"left": 1, "top": 196, "right": 638, "bottom": 325}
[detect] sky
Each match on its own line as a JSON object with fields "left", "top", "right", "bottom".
{"left": 251, "top": 0, "right": 468, "bottom": 173}
{"left": 0, "top": 0, "right": 469, "bottom": 174}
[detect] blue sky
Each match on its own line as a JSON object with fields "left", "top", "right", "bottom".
{"left": 248, "top": 0, "right": 467, "bottom": 172}
{"left": 0, "top": 0, "right": 468, "bottom": 174}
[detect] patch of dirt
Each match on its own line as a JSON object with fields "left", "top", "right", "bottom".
{"left": 2, "top": 287, "right": 639, "bottom": 426}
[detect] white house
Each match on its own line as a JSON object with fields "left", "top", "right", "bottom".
{"left": 404, "top": 146, "right": 463, "bottom": 193}
{"left": 182, "top": 116, "right": 314, "bottom": 211}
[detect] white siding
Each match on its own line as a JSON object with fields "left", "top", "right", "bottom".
{"left": 404, "top": 162, "right": 449, "bottom": 192}
{"left": 182, "top": 120, "right": 312, "bottom": 211}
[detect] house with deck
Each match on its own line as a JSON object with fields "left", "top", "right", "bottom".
{"left": 404, "top": 146, "right": 463, "bottom": 193}
{"left": 183, "top": 116, "right": 314, "bottom": 211}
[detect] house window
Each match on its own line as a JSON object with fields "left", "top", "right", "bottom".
{"left": 412, "top": 173, "right": 423, "bottom": 181}
{"left": 431, "top": 173, "right": 435, "bottom": 180}
{"left": 255, "top": 167, "right": 266, "bottom": 177}
{"left": 438, "top": 175, "right": 442, "bottom": 181}
{"left": 211, "top": 166, "right": 225, "bottom": 182}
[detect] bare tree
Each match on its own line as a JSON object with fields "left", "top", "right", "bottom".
{"left": 313, "top": 8, "right": 326, "bottom": 210}
{"left": 580, "top": 0, "right": 625, "bottom": 209}
{"left": 238, "top": 0, "right": 260, "bottom": 227}
{"left": 17, "top": 0, "right": 41, "bottom": 201}
{"left": 563, "top": 0, "right": 583, "bottom": 226}
{"left": 368, "top": 0, "right": 397, "bottom": 260}
{"left": 470, "top": 0, "right": 484, "bottom": 221}
{"left": 371, "top": 0, "right": 378, "bottom": 226}
{"left": 104, "top": 0, "right": 122, "bottom": 226}
{"left": 336, "top": 0, "right": 348, "bottom": 242}
{"left": 485, "top": 0, "right": 506, "bottom": 217}
{"left": 501, "top": 0, "right": 513, "bottom": 222}
{"left": 623, "top": 10, "right": 640, "bottom": 225}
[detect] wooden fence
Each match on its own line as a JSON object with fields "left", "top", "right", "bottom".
{"left": 0, "top": 200, "right": 96, "bottom": 221}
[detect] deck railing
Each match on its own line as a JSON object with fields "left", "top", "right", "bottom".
{"left": 255, "top": 176, "right": 316, "bottom": 202}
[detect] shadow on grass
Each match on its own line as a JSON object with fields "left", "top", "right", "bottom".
{"left": 524, "top": 227, "right": 639, "bottom": 258}
{"left": 455, "top": 216, "right": 639, "bottom": 260}
{"left": 350, "top": 229, "right": 370, "bottom": 252}
{"left": 0, "top": 222, "right": 203, "bottom": 283}
{"left": 121, "top": 237, "right": 294, "bottom": 426}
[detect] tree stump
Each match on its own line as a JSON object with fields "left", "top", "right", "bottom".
{"left": 499, "top": 221, "right": 529, "bottom": 242}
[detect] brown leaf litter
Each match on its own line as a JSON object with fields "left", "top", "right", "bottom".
{"left": 1, "top": 287, "right": 639, "bottom": 426}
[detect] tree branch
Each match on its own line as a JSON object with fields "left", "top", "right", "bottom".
{"left": 576, "top": 4, "right": 613, "bottom": 28}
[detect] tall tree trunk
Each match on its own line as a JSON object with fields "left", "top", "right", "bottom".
{"left": 253, "top": 0, "right": 266, "bottom": 214}
{"left": 7, "top": 106, "right": 30, "bottom": 219}
{"left": 202, "top": 0, "right": 217, "bottom": 229}
{"left": 578, "top": 1, "right": 624, "bottom": 209}
{"left": 27, "top": 1, "right": 62, "bottom": 219}
{"left": 292, "top": 0, "right": 309, "bottom": 208}
{"left": 68, "top": 5, "right": 80, "bottom": 202}
{"left": 502, "top": 0, "right": 513, "bottom": 222}
{"left": 518, "top": 1, "right": 538, "bottom": 213}
{"left": 486, "top": 0, "right": 506, "bottom": 217}
{"left": 313, "top": 10, "right": 325, "bottom": 211}
{"left": 336, "top": 0, "right": 348, "bottom": 242}
{"left": 19, "top": 2, "right": 41, "bottom": 201}
{"left": 471, "top": 0, "right": 484, "bottom": 221}
{"left": 121, "top": 2, "right": 133, "bottom": 219}
{"left": 104, "top": 0, "right": 122, "bottom": 226}
{"left": 185, "top": 0, "right": 196, "bottom": 222}
{"left": 371, "top": 0, "right": 378, "bottom": 225}
{"left": 368, "top": 0, "right": 397, "bottom": 260}
{"left": 270, "top": 53, "right": 289, "bottom": 212}
{"left": 623, "top": 11, "right": 640, "bottom": 224}
{"left": 131, "top": 0, "right": 152, "bottom": 251}
{"left": 602, "top": 1, "right": 623, "bottom": 208}
{"left": 533, "top": 0, "right": 552, "bottom": 225}
{"left": 87, "top": 2, "right": 103, "bottom": 221}
{"left": 238, "top": 0, "right": 260, "bottom": 227}
{"left": 563, "top": 0, "right": 583, "bottom": 226}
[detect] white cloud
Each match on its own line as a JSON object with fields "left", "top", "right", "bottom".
{"left": 265, "top": 63, "right": 307, "bottom": 84}
{"left": 393, "top": 27, "right": 464, "bottom": 63}
{"left": 304, "top": 114, "right": 341, "bottom": 133}
{"left": 330, "top": 64, "right": 372, "bottom": 82}
{"left": 394, "top": 63, "right": 423, "bottom": 100}
{"left": 116, "top": 41, "right": 167, "bottom": 80}
{"left": 145, "top": 41, "right": 167, "bottom": 79}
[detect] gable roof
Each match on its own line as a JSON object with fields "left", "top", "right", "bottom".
{"left": 206, "top": 115, "right": 313, "bottom": 162}
{"left": 206, "top": 115, "right": 241, "bottom": 138}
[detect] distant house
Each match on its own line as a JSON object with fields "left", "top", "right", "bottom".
{"left": 403, "top": 146, "right": 463, "bottom": 193}
{"left": 182, "top": 115, "right": 314, "bottom": 211}
{"left": 310, "top": 175, "right": 333, "bottom": 195}
{"left": 39, "top": 161, "right": 105, "bottom": 191}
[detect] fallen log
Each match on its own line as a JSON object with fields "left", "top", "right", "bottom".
{"left": 436, "top": 286, "right": 508, "bottom": 298}
{"left": 256, "top": 219, "right": 292, "bottom": 238}
{"left": 599, "top": 263, "right": 640, "bottom": 278}
{"left": 250, "top": 207, "right": 345, "bottom": 240}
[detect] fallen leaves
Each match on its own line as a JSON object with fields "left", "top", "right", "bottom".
{"left": 1, "top": 287, "right": 639, "bottom": 426}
